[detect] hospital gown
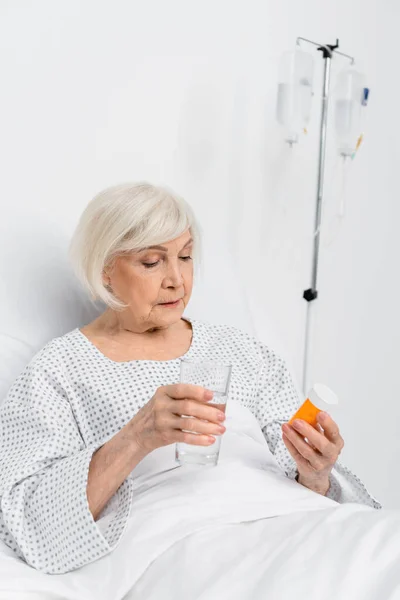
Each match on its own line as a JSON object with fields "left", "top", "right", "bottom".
{"left": 0, "top": 317, "right": 381, "bottom": 574}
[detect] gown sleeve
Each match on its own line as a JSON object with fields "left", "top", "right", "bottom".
{"left": 0, "top": 342, "right": 134, "bottom": 574}
{"left": 254, "top": 346, "right": 382, "bottom": 510}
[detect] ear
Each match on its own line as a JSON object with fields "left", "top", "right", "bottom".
{"left": 102, "top": 270, "right": 111, "bottom": 287}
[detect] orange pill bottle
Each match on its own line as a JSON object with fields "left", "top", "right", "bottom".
{"left": 289, "top": 383, "right": 339, "bottom": 428}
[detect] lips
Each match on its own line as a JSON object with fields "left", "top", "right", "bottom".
{"left": 159, "top": 299, "right": 181, "bottom": 305}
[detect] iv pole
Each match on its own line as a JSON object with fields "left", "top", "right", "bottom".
{"left": 298, "top": 37, "right": 355, "bottom": 394}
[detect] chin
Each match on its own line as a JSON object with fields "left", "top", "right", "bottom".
{"left": 153, "top": 304, "right": 184, "bottom": 320}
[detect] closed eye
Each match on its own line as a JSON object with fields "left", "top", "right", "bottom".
{"left": 143, "top": 256, "right": 192, "bottom": 268}
{"left": 142, "top": 261, "right": 159, "bottom": 268}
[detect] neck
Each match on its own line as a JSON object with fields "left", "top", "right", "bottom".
{"left": 99, "top": 309, "right": 185, "bottom": 338}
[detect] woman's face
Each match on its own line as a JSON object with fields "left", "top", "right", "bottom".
{"left": 105, "top": 229, "right": 194, "bottom": 330}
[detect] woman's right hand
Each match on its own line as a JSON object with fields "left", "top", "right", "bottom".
{"left": 130, "top": 384, "right": 227, "bottom": 454}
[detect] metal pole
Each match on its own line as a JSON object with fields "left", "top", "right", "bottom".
{"left": 302, "top": 48, "right": 333, "bottom": 394}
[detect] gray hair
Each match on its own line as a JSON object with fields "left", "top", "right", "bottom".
{"left": 69, "top": 181, "right": 202, "bottom": 310}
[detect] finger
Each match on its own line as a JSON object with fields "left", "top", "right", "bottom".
{"left": 164, "top": 383, "right": 214, "bottom": 402}
{"left": 290, "top": 419, "right": 335, "bottom": 458}
{"left": 175, "top": 429, "right": 217, "bottom": 446}
{"left": 282, "top": 425, "right": 327, "bottom": 470}
{"left": 316, "top": 413, "right": 345, "bottom": 450}
{"left": 303, "top": 437, "right": 319, "bottom": 452}
{"left": 172, "top": 415, "right": 226, "bottom": 437}
{"left": 282, "top": 433, "right": 313, "bottom": 472}
{"left": 172, "top": 399, "right": 226, "bottom": 424}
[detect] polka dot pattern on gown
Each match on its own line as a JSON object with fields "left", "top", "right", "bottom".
{"left": 0, "top": 317, "right": 382, "bottom": 574}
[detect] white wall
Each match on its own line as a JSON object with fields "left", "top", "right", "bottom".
{"left": 0, "top": 0, "right": 398, "bottom": 507}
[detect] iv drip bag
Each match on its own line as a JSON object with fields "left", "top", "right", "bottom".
{"left": 334, "top": 67, "right": 365, "bottom": 157}
{"left": 276, "top": 49, "right": 314, "bottom": 145}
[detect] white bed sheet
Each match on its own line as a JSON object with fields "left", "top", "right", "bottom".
{"left": 126, "top": 506, "right": 400, "bottom": 600}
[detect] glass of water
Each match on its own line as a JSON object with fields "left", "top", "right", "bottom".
{"left": 175, "top": 358, "right": 232, "bottom": 467}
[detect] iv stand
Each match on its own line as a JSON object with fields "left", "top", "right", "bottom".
{"left": 298, "top": 37, "right": 355, "bottom": 394}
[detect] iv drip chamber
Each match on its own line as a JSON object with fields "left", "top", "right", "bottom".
{"left": 276, "top": 49, "right": 314, "bottom": 145}
{"left": 334, "top": 67, "right": 365, "bottom": 157}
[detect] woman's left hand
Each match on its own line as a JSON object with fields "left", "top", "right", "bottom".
{"left": 281, "top": 412, "right": 345, "bottom": 495}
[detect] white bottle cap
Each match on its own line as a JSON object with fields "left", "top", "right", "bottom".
{"left": 308, "top": 383, "right": 339, "bottom": 407}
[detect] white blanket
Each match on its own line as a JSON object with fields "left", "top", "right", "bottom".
{"left": 0, "top": 401, "right": 399, "bottom": 600}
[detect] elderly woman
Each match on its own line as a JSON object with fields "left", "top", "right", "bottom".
{"left": 0, "top": 182, "right": 381, "bottom": 575}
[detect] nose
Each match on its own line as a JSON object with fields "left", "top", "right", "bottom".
{"left": 163, "top": 258, "right": 184, "bottom": 288}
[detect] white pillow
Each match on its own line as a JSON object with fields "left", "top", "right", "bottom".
{"left": 0, "top": 215, "right": 102, "bottom": 404}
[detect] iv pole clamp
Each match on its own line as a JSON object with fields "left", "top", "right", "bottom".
{"left": 299, "top": 37, "right": 355, "bottom": 394}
